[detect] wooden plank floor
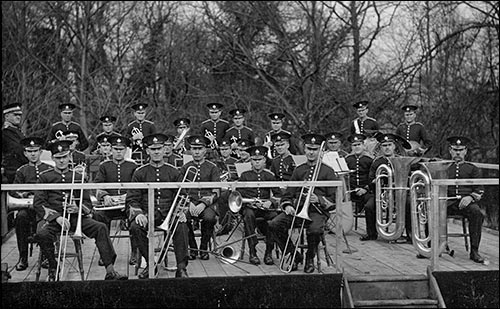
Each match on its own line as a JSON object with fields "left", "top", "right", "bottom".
{"left": 2, "top": 217, "right": 498, "bottom": 283}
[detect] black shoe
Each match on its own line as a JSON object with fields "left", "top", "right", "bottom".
{"left": 291, "top": 252, "right": 303, "bottom": 272}
{"left": 16, "top": 259, "right": 28, "bottom": 271}
{"left": 200, "top": 252, "right": 209, "bottom": 260}
{"left": 188, "top": 251, "right": 198, "bottom": 260}
{"left": 264, "top": 252, "right": 274, "bottom": 265}
{"left": 470, "top": 250, "right": 485, "bottom": 263}
{"left": 360, "top": 234, "right": 377, "bottom": 241}
{"left": 249, "top": 254, "right": 261, "bottom": 265}
{"left": 175, "top": 268, "right": 189, "bottom": 278}
{"left": 138, "top": 266, "right": 158, "bottom": 279}
{"left": 41, "top": 258, "right": 49, "bottom": 269}
{"left": 105, "top": 270, "right": 128, "bottom": 280}
{"left": 129, "top": 254, "right": 137, "bottom": 265}
{"left": 416, "top": 253, "right": 429, "bottom": 259}
{"left": 304, "top": 258, "right": 314, "bottom": 273}
{"left": 48, "top": 268, "right": 57, "bottom": 282}
{"left": 98, "top": 258, "right": 105, "bottom": 266}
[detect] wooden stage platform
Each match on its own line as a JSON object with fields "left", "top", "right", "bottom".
{"left": 2, "top": 217, "right": 498, "bottom": 283}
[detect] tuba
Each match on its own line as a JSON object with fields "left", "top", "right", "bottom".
{"left": 410, "top": 160, "right": 454, "bottom": 258}
{"left": 374, "top": 156, "right": 421, "bottom": 241}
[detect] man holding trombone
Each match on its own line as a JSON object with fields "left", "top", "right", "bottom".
{"left": 269, "top": 133, "right": 337, "bottom": 273}
{"left": 126, "top": 133, "right": 190, "bottom": 279}
{"left": 33, "top": 140, "right": 127, "bottom": 281}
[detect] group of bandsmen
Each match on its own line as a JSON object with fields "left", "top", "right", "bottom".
{"left": 1, "top": 98, "right": 488, "bottom": 281}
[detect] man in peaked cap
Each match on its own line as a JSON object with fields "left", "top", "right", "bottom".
{"left": 237, "top": 145, "right": 281, "bottom": 265}
{"left": 126, "top": 133, "right": 189, "bottom": 278}
{"left": 445, "top": 136, "right": 486, "bottom": 263}
{"left": 350, "top": 100, "right": 380, "bottom": 138}
{"left": 395, "top": 105, "right": 432, "bottom": 157}
{"left": 90, "top": 115, "right": 120, "bottom": 154}
{"left": 324, "top": 131, "right": 348, "bottom": 157}
{"left": 226, "top": 108, "right": 255, "bottom": 152}
{"left": 269, "top": 133, "right": 337, "bottom": 273}
{"left": 12, "top": 136, "right": 52, "bottom": 271}
{"left": 34, "top": 139, "right": 127, "bottom": 281}
{"left": 173, "top": 117, "right": 191, "bottom": 155}
{"left": 269, "top": 131, "right": 296, "bottom": 183}
{"left": 2, "top": 102, "right": 28, "bottom": 183}
{"left": 179, "top": 135, "right": 220, "bottom": 261}
{"left": 199, "top": 103, "right": 230, "bottom": 147}
{"left": 162, "top": 134, "right": 183, "bottom": 168}
{"left": 46, "top": 102, "right": 89, "bottom": 152}
{"left": 125, "top": 103, "right": 156, "bottom": 157}
{"left": 61, "top": 129, "right": 87, "bottom": 167}
{"left": 234, "top": 138, "right": 254, "bottom": 163}
{"left": 345, "top": 134, "right": 377, "bottom": 240}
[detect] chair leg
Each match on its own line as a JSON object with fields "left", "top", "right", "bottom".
{"left": 462, "top": 218, "right": 469, "bottom": 252}
{"left": 35, "top": 246, "right": 42, "bottom": 282}
{"left": 73, "top": 238, "right": 85, "bottom": 281}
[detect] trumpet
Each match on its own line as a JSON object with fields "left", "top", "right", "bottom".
{"left": 56, "top": 162, "right": 86, "bottom": 280}
{"left": 279, "top": 141, "right": 325, "bottom": 273}
{"left": 227, "top": 190, "right": 281, "bottom": 213}
{"left": 155, "top": 166, "right": 199, "bottom": 273}
{"left": 264, "top": 133, "right": 273, "bottom": 159}
{"left": 204, "top": 130, "right": 219, "bottom": 150}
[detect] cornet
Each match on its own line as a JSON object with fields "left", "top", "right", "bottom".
{"left": 204, "top": 130, "right": 219, "bottom": 150}
{"left": 131, "top": 127, "right": 143, "bottom": 148}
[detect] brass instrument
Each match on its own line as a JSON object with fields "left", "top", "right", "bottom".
{"left": 204, "top": 130, "right": 219, "bottom": 150}
{"left": 265, "top": 133, "right": 273, "bottom": 159}
{"left": 279, "top": 141, "right": 325, "bottom": 273}
{"left": 173, "top": 128, "right": 190, "bottom": 152}
{"left": 56, "top": 163, "right": 86, "bottom": 280}
{"left": 93, "top": 194, "right": 127, "bottom": 211}
{"left": 374, "top": 156, "right": 421, "bottom": 241}
{"left": 410, "top": 160, "right": 454, "bottom": 258}
{"left": 227, "top": 190, "right": 281, "bottom": 213}
{"left": 6, "top": 194, "right": 33, "bottom": 212}
{"left": 155, "top": 166, "right": 199, "bottom": 273}
{"left": 131, "top": 127, "right": 143, "bottom": 148}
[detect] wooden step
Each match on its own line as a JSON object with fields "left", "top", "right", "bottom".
{"left": 354, "top": 298, "right": 438, "bottom": 308}
{"left": 347, "top": 275, "right": 431, "bottom": 301}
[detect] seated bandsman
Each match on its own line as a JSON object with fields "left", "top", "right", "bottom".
{"left": 92, "top": 136, "right": 139, "bottom": 265}
{"left": 234, "top": 138, "right": 254, "bottom": 163}
{"left": 12, "top": 137, "right": 53, "bottom": 271}
{"left": 345, "top": 134, "right": 376, "bottom": 241}
{"left": 162, "top": 134, "right": 182, "bottom": 168}
{"left": 269, "top": 133, "right": 337, "bottom": 273}
{"left": 90, "top": 115, "right": 120, "bottom": 154}
{"left": 238, "top": 146, "right": 280, "bottom": 265}
{"left": 126, "top": 133, "right": 189, "bottom": 279}
{"left": 269, "top": 132, "right": 296, "bottom": 185}
{"left": 94, "top": 134, "right": 113, "bottom": 162}
{"left": 62, "top": 129, "right": 87, "bottom": 167}
{"left": 445, "top": 136, "right": 486, "bottom": 263}
{"left": 217, "top": 138, "right": 238, "bottom": 180}
{"left": 180, "top": 135, "right": 221, "bottom": 261}
{"left": 33, "top": 140, "right": 126, "bottom": 281}
{"left": 324, "top": 132, "right": 348, "bottom": 157}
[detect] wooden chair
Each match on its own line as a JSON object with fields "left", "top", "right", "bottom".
{"left": 36, "top": 234, "right": 84, "bottom": 281}
{"left": 447, "top": 214, "right": 470, "bottom": 252}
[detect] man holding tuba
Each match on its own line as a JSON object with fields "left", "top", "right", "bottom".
{"left": 12, "top": 137, "right": 52, "bottom": 271}
{"left": 269, "top": 133, "right": 337, "bottom": 273}
{"left": 126, "top": 133, "right": 189, "bottom": 279}
{"left": 237, "top": 146, "right": 281, "bottom": 265}
{"left": 445, "top": 136, "right": 486, "bottom": 263}
{"left": 33, "top": 140, "right": 127, "bottom": 281}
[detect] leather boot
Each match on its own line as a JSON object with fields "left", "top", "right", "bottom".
{"left": 304, "top": 258, "right": 315, "bottom": 273}
{"left": 249, "top": 247, "right": 261, "bottom": 265}
{"left": 48, "top": 268, "right": 57, "bottom": 282}
{"left": 175, "top": 268, "right": 189, "bottom": 278}
{"left": 16, "top": 258, "right": 28, "bottom": 271}
{"left": 470, "top": 249, "right": 485, "bottom": 263}
{"left": 291, "top": 252, "right": 303, "bottom": 271}
{"left": 263, "top": 251, "right": 274, "bottom": 265}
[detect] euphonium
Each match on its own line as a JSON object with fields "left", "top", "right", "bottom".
{"left": 410, "top": 160, "right": 454, "bottom": 258}
{"left": 155, "top": 166, "right": 199, "bottom": 271}
{"left": 374, "top": 156, "right": 421, "bottom": 241}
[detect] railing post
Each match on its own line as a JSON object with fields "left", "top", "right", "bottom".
{"left": 148, "top": 187, "right": 154, "bottom": 279}
{"left": 335, "top": 186, "right": 343, "bottom": 273}
{"left": 431, "top": 184, "right": 440, "bottom": 271}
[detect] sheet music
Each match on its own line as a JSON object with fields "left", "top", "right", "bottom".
{"left": 234, "top": 162, "right": 252, "bottom": 177}
{"left": 183, "top": 154, "right": 193, "bottom": 165}
{"left": 292, "top": 155, "right": 307, "bottom": 166}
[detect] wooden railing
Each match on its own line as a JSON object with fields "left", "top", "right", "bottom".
{"left": 1, "top": 180, "right": 345, "bottom": 278}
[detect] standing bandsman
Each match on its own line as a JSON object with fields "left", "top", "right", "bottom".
{"left": 46, "top": 103, "right": 89, "bottom": 152}
{"left": 180, "top": 135, "right": 221, "bottom": 261}
{"left": 269, "top": 132, "right": 296, "bottom": 184}
{"left": 173, "top": 117, "right": 191, "bottom": 155}
{"left": 395, "top": 105, "right": 432, "bottom": 157}
{"left": 269, "top": 133, "right": 337, "bottom": 273}
{"left": 92, "top": 136, "right": 139, "bottom": 265}
{"left": 445, "top": 136, "right": 486, "bottom": 263}
{"left": 33, "top": 140, "right": 127, "bottom": 281}
{"left": 345, "top": 134, "right": 376, "bottom": 241}
{"left": 2, "top": 103, "right": 28, "bottom": 183}
{"left": 12, "top": 137, "right": 52, "bottom": 271}
{"left": 126, "top": 133, "right": 189, "bottom": 278}
{"left": 125, "top": 103, "right": 156, "bottom": 165}
{"left": 264, "top": 112, "right": 303, "bottom": 157}
{"left": 238, "top": 146, "right": 280, "bottom": 265}
{"left": 324, "top": 132, "right": 349, "bottom": 157}
{"left": 199, "top": 103, "right": 230, "bottom": 147}
{"left": 225, "top": 108, "right": 255, "bottom": 153}
{"left": 162, "top": 134, "right": 183, "bottom": 168}
{"left": 90, "top": 115, "right": 120, "bottom": 154}
{"left": 350, "top": 100, "right": 379, "bottom": 138}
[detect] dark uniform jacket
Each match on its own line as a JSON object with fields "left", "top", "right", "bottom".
{"left": 282, "top": 162, "right": 337, "bottom": 210}
{"left": 163, "top": 153, "right": 183, "bottom": 168}
{"left": 395, "top": 122, "right": 431, "bottom": 149}
{"left": 238, "top": 169, "right": 280, "bottom": 202}
{"left": 13, "top": 162, "right": 53, "bottom": 197}
{"left": 350, "top": 117, "right": 379, "bottom": 137}
{"left": 270, "top": 154, "right": 296, "bottom": 182}
{"left": 46, "top": 121, "right": 89, "bottom": 151}
{"left": 199, "top": 119, "right": 230, "bottom": 144}
{"left": 345, "top": 153, "right": 373, "bottom": 190}
{"left": 447, "top": 161, "right": 484, "bottom": 198}
{"left": 2, "top": 124, "right": 28, "bottom": 181}
{"left": 94, "top": 160, "right": 137, "bottom": 200}
{"left": 125, "top": 120, "right": 156, "bottom": 151}
{"left": 225, "top": 126, "right": 255, "bottom": 145}
{"left": 126, "top": 162, "right": 180, "bottom": 220}
{"left": 33, "top": 168, "right": 93, "bottom": 223}
{"left": 179, "top": 160, "right": 220, "bottom": 203}
{"left": 214, "top": 156, "right": 238, "bottom": 181}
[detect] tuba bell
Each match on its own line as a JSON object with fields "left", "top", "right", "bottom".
{"left": 374, "top": 156, "right": 421, "bottom": 241}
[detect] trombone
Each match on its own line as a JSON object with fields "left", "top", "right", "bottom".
{"left": 56, "top": 163, "right": 86, "bottom": 281}
{"left": 279, "top": 141, "right": 325, "bottom": 273}
{"left": 154, "top": 166, "right": 199, "bottom": 274}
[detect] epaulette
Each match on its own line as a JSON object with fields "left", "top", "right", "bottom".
{"left": 127, "top": 120, "right": 139, "bottom": 127}
{"left": 39, "top": 168, "right": 54, "bottom": 176}
{"left": 218, "top": 119, "right": 229, "bottom": 124}
{"left": 263, "top": 168, "right": 275, "bottom": 176}
{"left": 201, "top": 119, "right": 211, "bottom": 124}
{"left": 164, "top": 162, "right": 177, "bottom": 169}
{"left": 414, "top": 122, "right": 424, "bottom": 126}
{"left": 205, "top": 160, "right": 217, "bottom": 167}
{"left": 135, "top": 163, "right": 150, "bottom": 172}
{"left": 16, "top": 163, "right": 30, "bottom": 172}
{"left": 52, "top": 121, "right": 63, "bottom": 126}
{"left": 227, "top": 126, "right": 237, "bottom": 131}
{"left": 243, "top": 126, "right": 254, "bottom": 131}
{"left": 69, "top": 121, "right": 81, "bottom": 126}
{"left": 143, "top": 120, "right": 154, "bottom": 124}
{"left": 366, "top": 116, "right": 377, "bottom": 121}
{"left": 345, "top": 153, "right": 356, "bottom": 159}
{"left": 281, "top": 129, "right": 291, "bottom": 135}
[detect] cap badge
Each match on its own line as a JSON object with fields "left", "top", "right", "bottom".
{"left": 117, "top": 138, "right": 122, "bottom": 143}
{"left": 153, "top": 137, "right": 158, "bottom": 143}
{"left": 311, "top": 137, "right": 316, "bottom": 143}
{"left": 30, "top": 140, "right": 35, "bottom": 146}
{"left": 456, "top": 139, "right": 461, "bottom": 145}
{"left": 195, "top": 138, "right": 200, "bottom": 143}
{"left": 255, "top": 150, "right": 261, "bottom": 155}
{"left": 57, "top": 145, "right": 63, "bottom": 152}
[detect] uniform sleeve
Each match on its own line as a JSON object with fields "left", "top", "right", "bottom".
{"left": 470, "top": 164, "right": 484, "bottom": 195}
{"left": 33, "top": 174, "right": 58, "bottom": 222}
{"left": 368, "top": 160, "right": 379, "bottom": 193}
{"left": 125, "top": 169, "right": 145, "bottom": 220}
{"left": 281, "top": 169, "right": 300, "bottom": 209}
{"left": 76, "top": 126, "right": 89, "bottom": 151}
{"left": 94, "top": 164, "right": 110, "bottom": 201}
{"left": 419, "top": 125, "right": 432, "bottom": 149}
{"left": 395, "top": 125, "right": 403, "bottom": 137}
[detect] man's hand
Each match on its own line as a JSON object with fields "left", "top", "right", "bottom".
{"left": 132, "top": 131, "right": 144, "bottom": 141}
{"left": 459, "top": 196, "right": 474, "bottom": 210}
{"left": 66, "top": 204, "right": 79, "bottom": 214}
{"left": 135, "top": 213, "right": 148, "bottom": 228}
{"left": 309, "top": 193, "right": 319, "bottom": 204}
{"left": 103, "top": 195, "right": 115, "bottom": 206}
{"left": 177, "top": 211, "right": 187, "bottom": 223}
{"left": 56, "top": 216, "right": 71, "bottom": 231}
{"left": 284, "top": 205, "right": 295, "bottom": 216}
{"left": 43, "top": 207, "right": 58, "bottom": 220}
{"left": 470, "top": 192, "right": 482, "bottom": 202}
{"left": 356, "top": 188, "right": 367, "bottom": 196}
{"left": 261, "top": 200, "right": 272, "bottom": 209}
{"left": 190, "top": 203, "right": 206, "bottom": 217}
